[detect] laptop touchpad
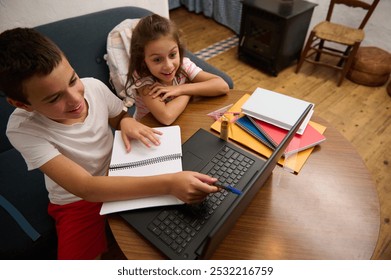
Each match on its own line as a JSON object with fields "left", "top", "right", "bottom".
{"left": 182, "top": 151, "right": 203, "bottom": 171}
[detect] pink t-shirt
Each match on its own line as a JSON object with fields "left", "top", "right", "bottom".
{"left": 132, "top": 57, "right": 202, "bottom": 121}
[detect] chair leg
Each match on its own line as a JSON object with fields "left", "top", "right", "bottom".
{"left": 337, "top": 43, "right": 360, "bottom": 86}
{"left": 337, "top": 46, "right": 352, "bottom": 67}
{"left": 315, "top": 39, "right": 325, "bottom": 61}
{"left": 296, "top": 31, "right": 315, "bottom": 73}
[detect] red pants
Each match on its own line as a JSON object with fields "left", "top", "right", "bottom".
{"left": 48, "top": 200, "right": 107, "bottom": 260}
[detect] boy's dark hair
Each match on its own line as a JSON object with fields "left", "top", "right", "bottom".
{"left": 125, "top": 14, "right": 187, "bottom": 92}
{"left": 0, "top": 28, "right": 63, "bottom": 104}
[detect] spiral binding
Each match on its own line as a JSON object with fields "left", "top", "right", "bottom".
{"left": 109, "top": 153, "right": 182, "bottom": 171}
{"left": 235, "top": 118, "right": 275, "bottom": 150}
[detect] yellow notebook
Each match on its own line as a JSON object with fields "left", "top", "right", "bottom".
{"left": 210, "top": 94, "right": 327, "bottom": 173}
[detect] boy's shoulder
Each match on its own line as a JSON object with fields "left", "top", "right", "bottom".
{"left": 80, "top": 77, "right": 110, "bottom": 92}
{"left": 80, "top": 77, "right": 102, "bottom": 85}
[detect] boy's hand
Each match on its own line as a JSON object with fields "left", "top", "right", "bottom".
{"left": 119, "top": 117, "right": 162, "bottom": 152}
{"left": 169, "top": 172, "right": 220, "bottom": 204}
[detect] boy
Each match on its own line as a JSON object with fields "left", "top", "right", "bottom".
{"left": 0, "top": 28, "right": 219, "bottom": 259}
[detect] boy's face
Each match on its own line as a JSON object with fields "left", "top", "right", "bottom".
{"left": 144, "top": 35, "right": 180, "bottom": 85}
{"left": 14, "top": 56, "right": 86, "bottom": 125}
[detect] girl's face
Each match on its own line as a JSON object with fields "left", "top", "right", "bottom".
{"left": 19, "top": 57, "right": 87, "bottom": 125}
{"left": 144, "top": 35, "right": 180, "bottom": 85}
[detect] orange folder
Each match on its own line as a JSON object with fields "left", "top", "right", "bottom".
{"left": 210, "top": 94, "right": 327, "bottom": 173}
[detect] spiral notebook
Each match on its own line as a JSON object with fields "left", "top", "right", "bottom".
{"left": 248, "top": 116, "right": 327, "bottom": 157}
{"left": 235, "top": 115, "right": 275, "bottom": 150}
{"left": 100, "top": 125, "right": 184, "bottom": 215}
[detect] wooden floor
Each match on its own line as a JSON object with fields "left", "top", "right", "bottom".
{"left": 169, "top": 7, "right": 391, "bottom": 260}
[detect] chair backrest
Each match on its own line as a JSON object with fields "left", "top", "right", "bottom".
{"left": 326, "top": 0, "right": 380, "bottom": 29}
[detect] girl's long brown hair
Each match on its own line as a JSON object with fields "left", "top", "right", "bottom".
{"left": 125, "top": 14, "right": 187, "bottom": 93}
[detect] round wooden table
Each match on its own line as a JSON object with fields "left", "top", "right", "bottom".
{"left": 108, "top": 90, "right": 380, "bottom": 259}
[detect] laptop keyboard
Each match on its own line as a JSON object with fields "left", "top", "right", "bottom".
{"left": 205, "top": 146, "right": 255, "bottom": 188}
{"left": 147, "top": 145, "right": 255, "bottom": 255}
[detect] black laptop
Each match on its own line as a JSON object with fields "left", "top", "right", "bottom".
{"left": 119, "top": 104, "right": 313, "bottom": 259}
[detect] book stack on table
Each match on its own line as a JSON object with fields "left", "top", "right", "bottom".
{"left": 210, "top": 88, "right": 327, "bottom": 173}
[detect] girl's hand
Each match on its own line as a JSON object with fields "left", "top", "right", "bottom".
{"left": 169, "top": 171, "right": 220, "bottom": 204}
{"left": 119, "top": 117, "right": 162, "bottom": 152}
{"left": 148, "top": 82, "right": 183, "bottom": 102}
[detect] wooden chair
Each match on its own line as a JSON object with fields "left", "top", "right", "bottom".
{"left": 295, "top": 0, "right": 380, "bottom": 86}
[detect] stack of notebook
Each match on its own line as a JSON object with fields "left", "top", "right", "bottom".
{"left": 210, "top": 88, "right": 327, "bottom": 173}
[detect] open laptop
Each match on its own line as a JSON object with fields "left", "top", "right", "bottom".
{"left": 119, "top": 104, "right": 313, "bottom": 259}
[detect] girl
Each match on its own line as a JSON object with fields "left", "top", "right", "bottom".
{"left": 125, "top": 14, "right": 229, "bottom": 125}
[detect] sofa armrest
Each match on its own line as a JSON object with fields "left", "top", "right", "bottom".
{"left": 186, "top": 52, "right": 233, "bottom": 88}
{"left": 0, "top": 149, "right": 57, "bottom": 259}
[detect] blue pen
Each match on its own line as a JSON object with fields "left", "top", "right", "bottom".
{"left": 216, "top": 183, "right": 242, "bottom": 195}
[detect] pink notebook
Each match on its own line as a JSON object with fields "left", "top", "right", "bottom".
{"left": 248, "top": 117, "right": 326, "bottom": 157}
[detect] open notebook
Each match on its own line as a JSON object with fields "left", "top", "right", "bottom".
{"left": 100, "top": 125, "right": 184, "bottom": 215}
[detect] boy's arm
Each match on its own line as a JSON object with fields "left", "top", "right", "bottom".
{"left": 108, "top": 108, "right": 128, "bottom": 129}
{"left": 39, "top": 154, "right": 218, "bottom": 204}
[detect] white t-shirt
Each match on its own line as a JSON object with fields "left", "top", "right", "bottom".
{"left": 132, "top": 57, "right": 202, "bottom": 121}
{"left": 6, "top": 78, "right": 124, "bottom": 205}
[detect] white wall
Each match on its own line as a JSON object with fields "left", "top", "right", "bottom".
{"left": 0, "top": 0, "right": 169, "bottom": 32}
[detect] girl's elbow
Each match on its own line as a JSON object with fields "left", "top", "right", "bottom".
{"left": 214, "top": 77, "right": 229, "bottom": 95}
{"left": 219, "top": 81, "right": 230, "bottom": 95}
{"left": 222, "top": 83, "right": 230, "bottom": 95}
{"left": 160, "top": 118, "right": 175, "bottom": 126}
{"left": 154, "top": 112, "right": 177, "bottom": 126}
